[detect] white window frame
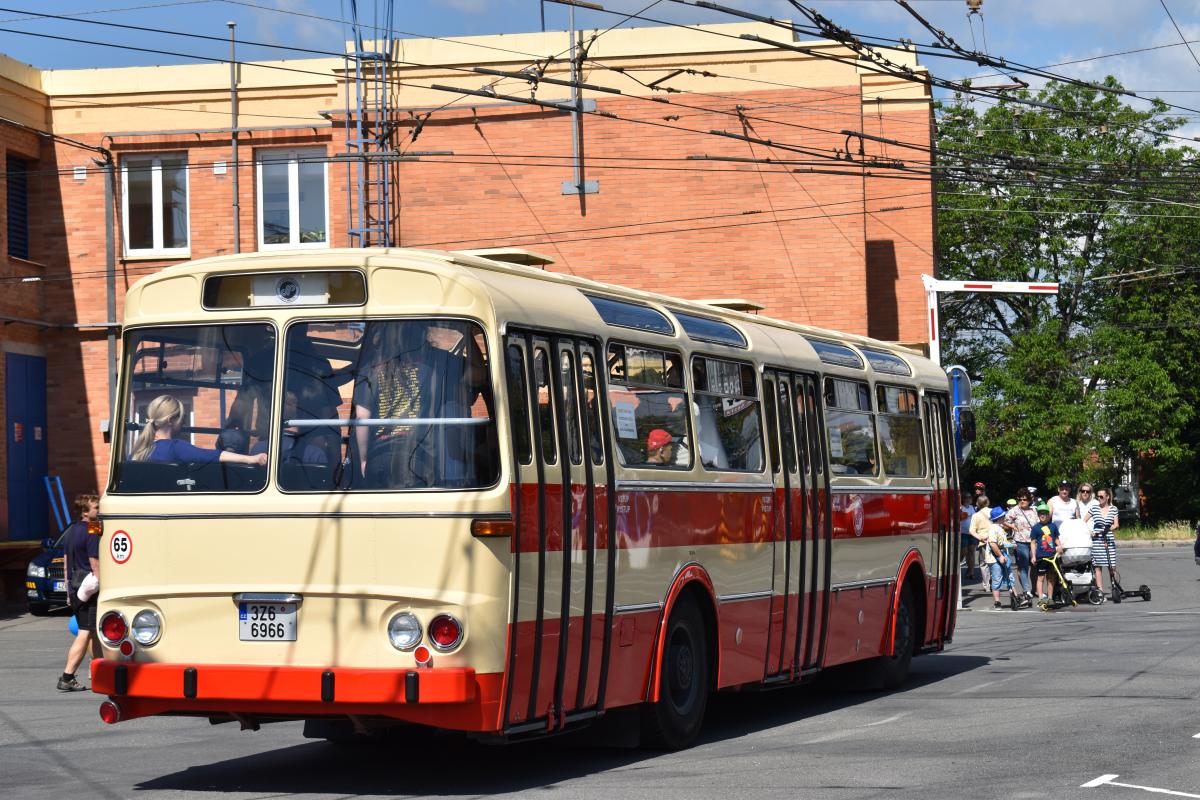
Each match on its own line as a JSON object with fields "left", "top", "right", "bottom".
{"left": 121, "top": 153, "right": 191, "bottom": 258}
{"left": 256, "top": 148, "right": 329, "bottom": 250}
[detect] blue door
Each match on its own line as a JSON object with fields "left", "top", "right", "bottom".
{"left": 5, "top": 353, "right": 49, "bottom": 540}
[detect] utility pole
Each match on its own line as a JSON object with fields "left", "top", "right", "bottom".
{"left": 101, "top": 154, "right": 116, "bottom": 428}
{"left": 228, "top": 21, "right": 240, "bottom": 253}
{"left": 560, "top": 3, "right": 597, "bottom": 210}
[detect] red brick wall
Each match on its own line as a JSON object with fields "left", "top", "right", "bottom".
{"left": 395, "top": 88, "right": 881, "bottom": 333}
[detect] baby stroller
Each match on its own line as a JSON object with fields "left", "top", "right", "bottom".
{"left": 1057, "top": 518, "right": 1105, "bottom": 606}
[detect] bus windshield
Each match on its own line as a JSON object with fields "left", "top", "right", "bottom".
{"left": 112, "top": 323, "right": 276, "bottom": 493}
{"left": 278, "top": 318, "right": 499, "bottom": 492}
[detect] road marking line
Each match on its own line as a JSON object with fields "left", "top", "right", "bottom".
{"left": 1193, "top": 733, "right": 1200, "bottom": 739}
{"left": 863, "top": 713, "right": 905, "bottom": 727}
{"left": 953, "top": 673, "right": 1023, "bottom": 696}
{"left": 1081, "top": 774, "right": 1200, "bottom": 797}
{"left": 1146, "top": 612, "right": 1200, "bottom": 615}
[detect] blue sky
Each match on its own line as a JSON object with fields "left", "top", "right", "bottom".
{"left": 1, "top": 1, "right": 1198, "bottom": 125}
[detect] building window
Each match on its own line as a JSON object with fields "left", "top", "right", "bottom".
{"left": 6, "top": 156, "right": 30, "bottom": 260}
{"left": 122, "top": 154, "right": 189, "bottom": 256}
{"left": 257, "top": 149, "right": 327, "bottom": 249}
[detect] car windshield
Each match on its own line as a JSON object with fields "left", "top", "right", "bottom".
{"left": 111, "top": 324, "right": 276, "bottom": 493}
{"left": 277, "top": 319, "right": 499, "bottom": 492}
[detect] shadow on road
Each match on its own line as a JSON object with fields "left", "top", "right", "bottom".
{"left": 137, "top": 653, "right": 989, "bottom": 795}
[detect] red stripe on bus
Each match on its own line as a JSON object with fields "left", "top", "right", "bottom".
{"left": 830, "top": 492, "right": 934, "bottom": 540}
{"left": 513, "top": 483, "right": 773, "bottom": 553}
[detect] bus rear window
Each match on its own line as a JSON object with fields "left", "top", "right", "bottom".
{"left": 111, "top": 323, "right": 276, "bottom": 493}
{"left": 278, "top": 319, "right": 499, "bottom": 492}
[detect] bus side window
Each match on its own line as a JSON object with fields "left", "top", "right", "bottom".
{"left": 534, "top": 348, "right": 557, "bottom": 465}
{"left": 692, "top": 356, "right": 763, "bottom": 472}
{"left": 876, "top": 385, "right": 925, "bottom": 478}
{"left": 606, "top": 342, "right": 691, "bottom": 469}
{"left": 581, "top": 351, "right": 604, "bottom": 466}
{"left": 506, "top": 344, "right": 532, "bottom": 465}
{"left": 823, "top": 377, "right": 878, "bottom": 477}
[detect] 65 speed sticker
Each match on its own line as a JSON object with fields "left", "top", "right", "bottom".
{"left": 110, "top": 530, "right": 132, "bottom": 564}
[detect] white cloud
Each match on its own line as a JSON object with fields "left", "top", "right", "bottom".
{"left": 245, "top": 0, "right": 339, "bottom": 51}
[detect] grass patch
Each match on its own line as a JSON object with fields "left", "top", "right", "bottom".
{"left": 1114, "top": 520, "right": 1194, "bottom": 541}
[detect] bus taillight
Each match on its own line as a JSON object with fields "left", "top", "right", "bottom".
{"left": 100, "top": 611, "right": 127, "bottom": 644}
{"left": 428, "top": 614, "right": 463, "bottom": 651}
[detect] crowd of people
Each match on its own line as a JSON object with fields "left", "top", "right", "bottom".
{"left": 959, "top": 480, "right": 1121, "bottom": 611}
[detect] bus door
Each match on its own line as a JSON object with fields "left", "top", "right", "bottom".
{"left": 763, "top": 370, "right": 828, "bottom": 680}
{"left": 502, "top": 331, "right": 613, "bottom": 733}
{"left": 932, "top": 393, "right": 959, "bottom": 643}
{"left": 792, "top": 373, "right": 830, "bottom": 672}
{"left": 923, "top": 393, "right": 953, "bottom": 646}
{"left": 763, "top": 370, "right": 799, "bottom": 680}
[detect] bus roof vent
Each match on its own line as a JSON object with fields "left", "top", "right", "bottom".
{"left": 698, "top": 298, "right": 764, "bottom": 313}
{"left": 457, "top": 248, "right": 555, "bottom": 267}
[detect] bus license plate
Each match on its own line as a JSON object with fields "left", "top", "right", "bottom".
{"left": 52, "top": 581, "right": 66, "bottom": 593}
{"left": 238, "top": 602, "right": 297, "bottom": 641}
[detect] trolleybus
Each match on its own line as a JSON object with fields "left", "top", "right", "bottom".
{"left": 90, "top": 247, "right": 965, "bottom": 749}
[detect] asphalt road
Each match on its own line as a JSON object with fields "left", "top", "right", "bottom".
{"left": 2, "top": 544, "right": 1197, "bottom": 800}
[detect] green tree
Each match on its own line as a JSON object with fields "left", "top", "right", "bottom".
{"left": 936, "top": 79, "right": 1200, "bottom": 515}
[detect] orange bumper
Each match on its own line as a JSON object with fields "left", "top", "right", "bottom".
{"left": 90, "top": 660, "right": 503, "bottom": 731}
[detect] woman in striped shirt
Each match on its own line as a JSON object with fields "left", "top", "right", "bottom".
{"left": 1091, "top": 487, "right": 1120, "bottom": 596}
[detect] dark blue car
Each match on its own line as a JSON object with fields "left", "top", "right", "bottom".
{"left": 25, "top": 530, "right": 68, "bottom": 615}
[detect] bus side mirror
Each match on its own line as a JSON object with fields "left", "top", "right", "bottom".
{"left": 959, "top": 408, "right": 976, "bottom": 443}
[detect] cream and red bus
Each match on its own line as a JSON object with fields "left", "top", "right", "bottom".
{"left": 91, "top": 247, "right": 962, "bottom": 748}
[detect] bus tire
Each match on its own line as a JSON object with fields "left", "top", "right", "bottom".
{"left": 871, "top": 584, "right": 916, "bottom": 691}
{"left": 641, "top": 599, "right": 709, "bottom": 750}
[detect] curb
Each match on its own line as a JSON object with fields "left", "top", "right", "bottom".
{"left": 1113, "top": 540, "right": 1192, "bottom": 548}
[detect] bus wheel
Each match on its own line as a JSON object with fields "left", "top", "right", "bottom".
{"left": 641, "top": 600, "right": 709, "bottom": 750}
{"left": 872, "top": 585, "right": 915, "bottom": 691}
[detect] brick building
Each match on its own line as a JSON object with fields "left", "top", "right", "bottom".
{"left": 0, "top": 21, "right": 934, "bottom": 540}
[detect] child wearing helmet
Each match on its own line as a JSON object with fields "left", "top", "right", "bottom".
{"left": 1032, "top": 503, "right": 1063, "bottom": 608}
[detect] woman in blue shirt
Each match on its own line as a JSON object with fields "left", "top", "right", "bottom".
{"left": 130, "top": 395, "right": 267, "bottom": 466}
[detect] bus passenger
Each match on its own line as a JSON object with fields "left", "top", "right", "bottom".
{"left": 353, "top": 322, "right": 449, "bottom": 487}
{"left": 645, "top": 428, "right": 679, "bottom": 465}
{"left": 131, "top": 395, "right": 267, "bottom": 466}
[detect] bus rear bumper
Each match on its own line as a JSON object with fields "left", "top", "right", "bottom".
{"left": 90, "top": 660, "right": 503, "bottom": 731}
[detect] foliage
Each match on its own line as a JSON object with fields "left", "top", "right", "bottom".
{"left": 936, "top": 79, "right": 1200, "bottom": 516}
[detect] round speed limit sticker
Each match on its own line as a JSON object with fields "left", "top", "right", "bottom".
{"left": 110, "top": 530, "right": 133, "bottom": 564}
